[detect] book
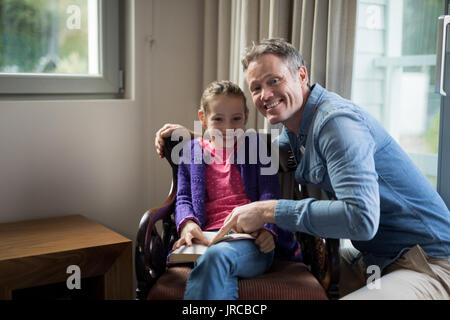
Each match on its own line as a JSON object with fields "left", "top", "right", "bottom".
{"left": 167, "top": 231, "right": 255, "bottom": 264}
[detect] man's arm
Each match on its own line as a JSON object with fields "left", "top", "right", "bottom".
{"left": 275, "top": 115, "right": 380, "bottom": 240}
{"left": 215, "top": 115, "right": 380, "bottom": 243}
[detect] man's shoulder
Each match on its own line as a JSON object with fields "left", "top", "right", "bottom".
{"left": 313, "top": 95, "right": 365, "bottom": 132}
{"left": 317, "top": 91, "right": 358, "bottom": 114}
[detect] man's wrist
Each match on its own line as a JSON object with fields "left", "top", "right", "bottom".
{"left": 261, "top": 200, "right": 277, "bottom": 224}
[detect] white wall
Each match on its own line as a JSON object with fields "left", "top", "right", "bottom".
{"left": 0, "top": 0, "right": 204, "bottom": 293}
{"left": 1, "top": 1, "right": 140, "bottom": 240}
{"left": 145, "top": 0, "right": 204, "bottom": 213}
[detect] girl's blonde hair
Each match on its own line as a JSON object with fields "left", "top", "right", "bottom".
{"left": 200, "top": 80, "right": 248, "bottom": 115}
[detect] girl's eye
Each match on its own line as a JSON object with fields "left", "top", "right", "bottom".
{"left": 233, "top": 117, "right": 242, "bottom": 121}
{"left": 213, "top": 118, "right": 222, "bottom": 122}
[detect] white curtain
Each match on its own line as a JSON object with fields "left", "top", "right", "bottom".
{"left": 202, "top": 0, "right": 357, "bottom": 131}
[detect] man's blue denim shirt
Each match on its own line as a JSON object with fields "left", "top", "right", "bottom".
{"left": 275, "top": 83, "right": 450, "bottom": 271}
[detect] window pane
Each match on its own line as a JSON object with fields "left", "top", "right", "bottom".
{"left": 0, "top": 0, "right": 99, "bottom": 75}
{"left": 352, "top": 0, "right": 444, "bottom": 188}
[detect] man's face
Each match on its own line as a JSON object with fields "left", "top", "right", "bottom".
{"left": 246, "top": 54, "right": 308, "bottom": 128}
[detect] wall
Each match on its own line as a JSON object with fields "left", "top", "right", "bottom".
{"left": 1, "top": 1, "right": 141, "bottom": 241}
{"left": 0, "top": 0, "right": 204, "bottom": 294}
{"left": 145, "top": 0, "right": 204, "bottom": 214}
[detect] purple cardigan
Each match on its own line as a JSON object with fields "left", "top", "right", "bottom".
{"left": 175, "top": 134, "right": 302, "bottom": 261}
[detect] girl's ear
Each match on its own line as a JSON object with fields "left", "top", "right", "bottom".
{"left": 244, "top": 109, "right": 249, "bottom": 125}
{"left": 198, "top": 109, "right": 207, "bottom": 128}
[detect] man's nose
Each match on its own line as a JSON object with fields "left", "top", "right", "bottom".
{"left": 260, "top": 87, "right": 273, "bottom": 101}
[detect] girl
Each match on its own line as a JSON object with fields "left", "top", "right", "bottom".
{"left": 172, "top": 80, "right": 301, "bottom": 300}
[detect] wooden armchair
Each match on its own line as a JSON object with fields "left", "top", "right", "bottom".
{"left": 135, "top": 136, "right": 340, "bottom": 300}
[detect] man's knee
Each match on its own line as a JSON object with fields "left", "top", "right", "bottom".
{"left": 341, "top": 268, "right": 448, "bottom": 300}
{"left": 339, "top": 246, "right": 367, "bottom": 297}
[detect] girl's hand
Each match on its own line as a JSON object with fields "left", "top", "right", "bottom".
{"left": 251, "top": 229, "right": 275, "bottom": 253}
{"left": 172, "top": 220, "right": 209, "bottom": 250}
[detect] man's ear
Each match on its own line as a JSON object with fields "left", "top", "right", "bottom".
{"left": 298, "top": 66, "right": 309, "bottom": 87}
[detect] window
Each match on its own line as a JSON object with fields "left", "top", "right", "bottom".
{"left": 0, "top": 0, "right": 122, "bottom": 97}
{"left": 352, "top": 0, "right": 444, "bottom": 188}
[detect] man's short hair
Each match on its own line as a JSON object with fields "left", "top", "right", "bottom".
{"left": 241, "top": 38, "right": 306, "bottom": 76}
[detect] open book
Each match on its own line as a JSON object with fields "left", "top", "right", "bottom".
{"left": 168, "top": 231, "right": 255, "bottom": 264}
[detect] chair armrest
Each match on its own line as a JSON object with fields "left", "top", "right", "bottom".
{"left": 279, "top": 147, "right": 341, "bottom": 298}
{"left": 136, "top": 136, "right": 183, "bottom": 300}
{"left": 326, "top": 238, "right": 340, "bottom": 299}
{"left": 135, "top": 187, "right": 177, "bottom": 299}
{"left": 298, "top": 233, "right": 340, "bottom": 300}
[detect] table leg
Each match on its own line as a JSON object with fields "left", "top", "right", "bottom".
{"left": 102, "top": 242, "right": 133, "bottom": 299}
{"left": 0, "top": 287, "right": 12, "bottom": 300}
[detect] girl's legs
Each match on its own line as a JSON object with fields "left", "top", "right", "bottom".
{"left": 184, "top": 240, "right": 274, "bottom": 300}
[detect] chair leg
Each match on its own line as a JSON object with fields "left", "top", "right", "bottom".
{"left": 327, "top": 283, "right": 340, "bottom": 300}
{"left": 136, "top": 282, "right": 150, "bottom": 300}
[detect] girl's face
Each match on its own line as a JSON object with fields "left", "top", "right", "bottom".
{"left": 199, "top": 95, "right": 248, "bottom": 147}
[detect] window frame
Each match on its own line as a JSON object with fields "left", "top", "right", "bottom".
{"left": 0, "top": 0, "right": 122, "bottom": 97}
{"left": 437, "top": 0, "right": 450, "bottom": 208}
{"left": 351, "top": 0, "right": 445, "bottom": 188}
{"left": 351, "top": 0, "right": 450, "bottom": 208}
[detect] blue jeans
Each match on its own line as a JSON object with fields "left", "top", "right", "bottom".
{"left": 183, "top": 240, "right": 274, "bottom": 300}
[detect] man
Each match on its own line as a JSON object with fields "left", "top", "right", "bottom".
{"left": 155, "top": 39, "right": 450, "bottom": 299}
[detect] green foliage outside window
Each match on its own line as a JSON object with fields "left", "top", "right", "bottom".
{"left": 402, "top": 0, "right": 444, "bottom": 155}
{"left": 0, "top": 0, "right": 90, "bottom": 74}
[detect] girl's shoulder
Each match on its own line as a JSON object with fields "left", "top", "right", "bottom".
{"left": 184, "top": 137, "right": 203, "bottom": 152}
{"left": 177, "top": 138, "right": 204, "bottom": 165}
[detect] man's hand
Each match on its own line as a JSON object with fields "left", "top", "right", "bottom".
{"left": 155, "top": 123, "right": 193, "bottom": 158}
{"left": 210, "top": 200, "right": 278, "bottom": 245}
{"left": 251, "top": 229, "right": 275, "bottom": 253}
{"left": 172, "top": 220, "right": 210, "bottom": 250}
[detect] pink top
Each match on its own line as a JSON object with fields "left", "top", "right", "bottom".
{"left": 201, "top": 139, "right": 251, "bottom": 230}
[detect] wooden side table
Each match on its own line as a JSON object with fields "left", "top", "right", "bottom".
{"left": 0, "top": 215, "right": 133, "bottom": 300}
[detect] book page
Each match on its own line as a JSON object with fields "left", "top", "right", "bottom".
{"left": 171, "top": 243, "right": 208, "bottom": 256}
{"left": 170, "top": 231, "right": 254, "bottom": 255}
{"left": 213, "top": 232, "right": 255, "bottom": 244}
{"left": 169, "top": 231, "right": 256, "bottom": 263}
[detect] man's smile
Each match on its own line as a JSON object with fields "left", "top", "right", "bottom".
{"left": 265, "top": 99, "right": 282, "bottom": 110}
